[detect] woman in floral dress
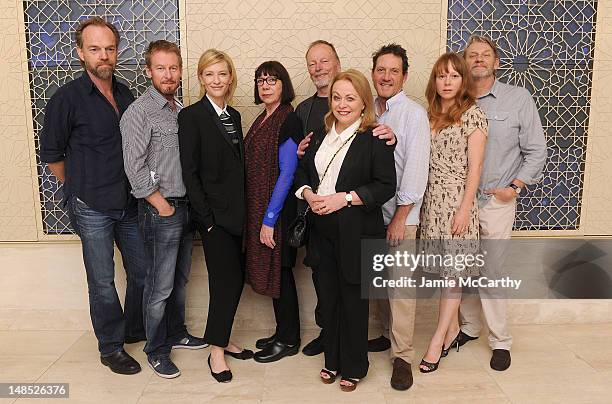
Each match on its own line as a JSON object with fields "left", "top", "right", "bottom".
{"left": 419, "top": 52, "right": 488, "bottom": 373}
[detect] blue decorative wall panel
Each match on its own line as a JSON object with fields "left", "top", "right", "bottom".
{"left": 23, "top": 0, "right": 181, "bottom": 234}
{"left": 447, "top": 0, "right": 597, "bottom": 230}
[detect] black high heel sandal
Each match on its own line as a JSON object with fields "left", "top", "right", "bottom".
{"left": 208, "top": 354, "right": 232, "bottom": 383}
{"left": 441, "top": 332, "right": 460, "bottom": 357}
{"left": 419, "top": 346, "right": 444, "bottom": 373}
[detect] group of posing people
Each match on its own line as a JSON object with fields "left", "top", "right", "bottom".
{"left": 40, "top": 17, "right": 547, "bottom": 392}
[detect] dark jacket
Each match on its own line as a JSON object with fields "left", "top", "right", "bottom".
{"left": 178, "top": 96, "right": 245, "bottom": 236}
{"left": 294, "top": 126, "right": 396, "bottom": 284}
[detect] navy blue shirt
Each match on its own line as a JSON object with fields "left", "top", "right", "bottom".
{"left": 40, "top": 71, "right": 135, "bottom": 213}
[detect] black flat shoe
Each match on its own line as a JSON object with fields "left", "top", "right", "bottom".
{"left": 442, "top": 332, "right": 460, "bottom": 357}
{"left": 256, "top": 334, "right": 276, "bottom": 350}
{"left": 419, "top": 347, "right": 443, "bottom": 374}
{"left": 100, "top": 350, "right": 141, "bottom": 375}
{"left": 302, "top": 333, "right": 324, "bottom": 356}
{"left": 457, "top": 330, "right": 478, "bottom": 347}
{"left": 208, "top": 354, "right": 232, "bottom": 383}
{"left": 254, "top": 341, "right": 299, "bottom": 363}
{"left": 224, "top": 349, "right": 254, "bottom": 360}
{"left": 368, "top": 335, "right": 391, "bottom": 352}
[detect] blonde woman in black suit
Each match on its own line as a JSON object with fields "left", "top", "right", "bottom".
{"left": 294, "top": 69, "right": 396, "bottom": 392}
{"left": 178, "top": 49, "right": 253, "bottom": 383}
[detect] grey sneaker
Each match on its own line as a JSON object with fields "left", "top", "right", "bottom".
{"left": 172, "top": 334, "right": 208, "bottom": 350}
{"left": 148, "top": 355, "right": 180, "bottom": 379}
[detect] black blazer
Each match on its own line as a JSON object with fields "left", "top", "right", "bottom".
{"left": 294, "top": 126, "right": 396, "bottom": 283}
{"left": 178, "top": 96, "right": 245, "bottom": 236}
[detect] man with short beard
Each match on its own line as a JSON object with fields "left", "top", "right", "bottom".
{"left": 457, "top": 36, "right": 547, "bottom": 371}
{"left": 294, "top": 40, "right": 342, "bottom": 356}
{"left": 120, "top": 40, "right": 207, "bottom": 379}
{"left": 40, "top": 17, "right": 146, "bottom": 375}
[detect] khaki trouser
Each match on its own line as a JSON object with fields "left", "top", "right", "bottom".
{"left": 460, "top": 195, "right": 516, "bottom": 350}
{"left": 375, "top": 225, "right": 418, "bottom": 364}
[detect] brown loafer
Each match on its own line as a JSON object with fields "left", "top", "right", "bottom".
{"left": 390, "top": 358, "right": 413, "bottom": 391}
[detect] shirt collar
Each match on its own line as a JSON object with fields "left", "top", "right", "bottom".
{"left": 478, "top": 79, "right": 501, "bottom": 99}
{"left": 329, "top": 118, "right": 361, "bottom": 143}
{"left": 375, "top": 91, "right": 407, "bottom": 117}
{"left": 147, "top": 85, "right": 181, "bottom": 110}
{"left": 79, "top": 70, "right": 121, "bottom": 95}
{"left": 206, "top": 93, "right": 228, "bottom": 116}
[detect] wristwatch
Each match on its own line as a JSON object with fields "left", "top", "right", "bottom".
{"left": 345, "top": 192, "right": 353, "bottom": 207}
{"left": 509, "top": 183, "right": 522, "bottom": 194}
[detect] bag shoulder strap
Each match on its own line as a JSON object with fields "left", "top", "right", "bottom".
{"left": 314, "top": 130, "right": 357, "bottom": 193}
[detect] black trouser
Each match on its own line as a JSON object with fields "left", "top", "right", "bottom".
{"left": 200, "top": 226, "right": 244, "bottom": 347}
{"left": 272, "top": 266, "right": 300, "bottom": 345}
{"left": 314, "top": 214, "right": 369, "bottom": 379}
{"left": 312, "top": 267, "right": 324, "bottom": 332}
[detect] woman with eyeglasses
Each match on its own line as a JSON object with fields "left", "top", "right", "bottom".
{"left": 418, "top": 52, "right": 487, "bottom": 374}
{"left": 178, "top": 49, "right": 253, "bottom": 383}
{"left": 244, "top": 61, "right": 304, "bottom": 364}
{"left": 294, "top": 69, "right": 396, "bottom": 391}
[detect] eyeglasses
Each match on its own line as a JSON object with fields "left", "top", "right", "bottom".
{"left": 255, "top": 76, "right": 278, "bottom": 86}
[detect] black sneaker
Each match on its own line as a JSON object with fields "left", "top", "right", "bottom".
{"left": 172, "top": 334, "right": 208, "bottom": 350}
{"left": 148, "top": 355, "right": 181, "bottom": 379}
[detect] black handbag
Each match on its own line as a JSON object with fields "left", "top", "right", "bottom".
{"left": 286, "top": 131, "right": 357, "bottom": 248}
{"left": 286, "top": 200, "right": 310, "bottom": 248}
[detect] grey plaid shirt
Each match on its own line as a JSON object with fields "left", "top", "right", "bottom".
{"left": 120, "top": 85, "right": 186, "bottom": 199}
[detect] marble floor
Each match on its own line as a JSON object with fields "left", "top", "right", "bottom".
{"left": 1, "top": 323, "right": 612, "bottom": 403}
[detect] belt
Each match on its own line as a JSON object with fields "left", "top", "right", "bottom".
{"left": 166, "top": 196, "right": 189, "bottom": 206}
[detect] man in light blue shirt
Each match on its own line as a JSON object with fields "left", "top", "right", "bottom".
{"left": 457, "top": 36, "right": 547, "bottom": 372}
{"left": 369, "top": 43, "right": 431, "bottom": 391}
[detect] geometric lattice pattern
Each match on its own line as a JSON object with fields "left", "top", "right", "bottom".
{"left": 23, "top": 0, "right": 180, "bottom": 234}
{"left": 447, "top": 0, "right": 597, "bottom": 230}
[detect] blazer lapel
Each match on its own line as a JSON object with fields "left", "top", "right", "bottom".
{"left": 200, "top": 97, "right": 240, "bottom": 158}
{"left": 308, "top": 130, "right": 325, "bottom": 184}
{"left": 335, "top": 131, "right": 364, "bottom": 187}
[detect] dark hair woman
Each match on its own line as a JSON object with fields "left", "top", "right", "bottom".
{"left": 244, "top": 61, "right": 304, "bottom": 364}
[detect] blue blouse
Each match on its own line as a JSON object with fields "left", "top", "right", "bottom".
{"left": 263, "top": 138, "right": 299, "bottom": 227}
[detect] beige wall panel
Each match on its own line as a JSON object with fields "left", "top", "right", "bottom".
{"left": 583, "top": 0, "right": 612, "bottom": 235}
{"left": 182, "top": 0, "right": 445, "bottom": 130}
{"left": 0, "top": 0, "right": 38, "bottom": 241}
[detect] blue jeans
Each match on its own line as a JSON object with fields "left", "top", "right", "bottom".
{"left": 139, "top": 199, "right": 194, "bottom": 357}
{"left": 67, "top": 196, "right": 147, "bottom": 356}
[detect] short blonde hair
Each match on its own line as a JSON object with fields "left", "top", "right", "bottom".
{"left": 324, "top": 69, "right": 376, "bottom": 133}
{"left": 197, "top": 49, "right": 237, "bottom": 101}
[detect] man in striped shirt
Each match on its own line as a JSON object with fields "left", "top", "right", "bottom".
{"left": 120, "top": 40, "right": 206, "bottom": 379}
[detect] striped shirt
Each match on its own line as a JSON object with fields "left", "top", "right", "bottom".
{"left": 120, "top": 85, "right": 186, "bottom": 199}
